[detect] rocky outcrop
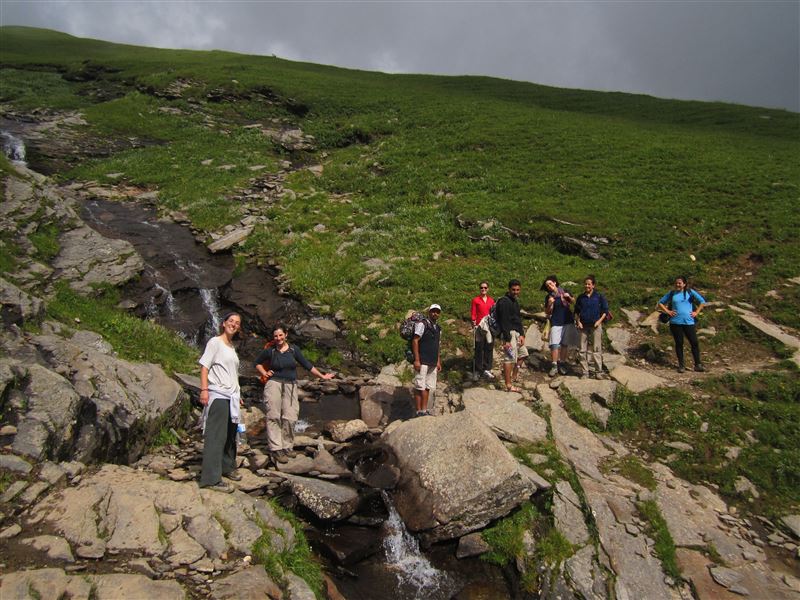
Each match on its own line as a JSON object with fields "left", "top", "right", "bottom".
{"left": 382, "top": 411, "right": 536, "bottom": 543}
{"left": 1, "top": 323, "right": 184, "bottom": 464}
{"left": 53, "top": 225, "right": 144, "bottom": 292}
{"left": 0, "top": 276, "right": 44, "bottom": 326}
{"left": 0, "top": 569, "right": 185, "bottom": 600}
{"left": 21, "top": 464, "right": 293, "bottom": 579}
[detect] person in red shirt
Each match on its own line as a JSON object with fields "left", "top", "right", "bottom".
{"left": 470, "top": 281, "right": 496, "bottom": 379}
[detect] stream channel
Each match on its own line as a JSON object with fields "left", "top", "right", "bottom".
{"left": 77, "top": 196, "right": 512, "bottom": 599}
{"left": 3, "top": 127, "right": 513, "bottom": 598}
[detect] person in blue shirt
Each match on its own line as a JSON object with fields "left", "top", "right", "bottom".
{"left": 658, "top": 276, "right": 706, "bottom": 373}
{"left": 574, "top": 275, "right": 609, "bottom": 379}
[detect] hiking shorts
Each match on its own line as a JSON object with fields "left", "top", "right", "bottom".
{"left": 413, "top": 364, "right": 438, "bottom": 391}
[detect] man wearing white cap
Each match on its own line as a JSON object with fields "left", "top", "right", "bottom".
{"left": 411, "top": 303, "right": 442, "bottom": 417}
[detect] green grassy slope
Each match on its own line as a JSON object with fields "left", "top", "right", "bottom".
{"left": 2, "top": 26, "right": 798, "bottom": 362}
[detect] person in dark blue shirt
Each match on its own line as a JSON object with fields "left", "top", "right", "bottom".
{"left": 658, "top": 276, "right": 706, "bottom": 373}
{"left": 542, "top": 275, "right": 573, "bottom": 377}
{"left": 574, "top": 275, "right": 609, "bottom": 379}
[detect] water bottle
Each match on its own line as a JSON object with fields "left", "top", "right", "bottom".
{"left": 236, "top": 423, "right": 247, "bottom": 447}
{"left": 505, "top": 344, "right": 515, "bottom": 361}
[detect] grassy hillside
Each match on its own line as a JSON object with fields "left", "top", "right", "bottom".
{"left": 2, "top": 26, "right": 798, "bottom": 363}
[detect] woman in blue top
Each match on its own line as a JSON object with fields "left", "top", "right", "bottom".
{"left": 253, "top": 325, "right": 334, "bottom": 464}
{"left": 542, "top": 275, "right": 574, "bottom": 377}
{"left": 658, "top": 276, "right": 706, "bottom": 373}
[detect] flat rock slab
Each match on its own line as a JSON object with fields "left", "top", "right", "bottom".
{"left": 610, "top": 365, "right": 666, "bottom": 393}
{"left": 326, "top": 418, "right": 369, "bottom": 442}
{"left": 208, "top": 566, "right": 282, "bottom": 600}
{"left": 0, "top": 569, "right": 185, "bottom": 600}
{"left": 208, "top": 226, "right": 253, "bottom": 253}
{"left": 382, "top": 411, "right": 535, "bottom": 543}
{"left": 650, "top": 462, "right": 763, "bottom": 566}
{"left": 730, "top": 305, "right": 800, "bottom": 367}
{"left": 456, "top": 532, "right": 492, "bottom": 558}
{"left": 284, "top": 475, "right": 360, "bottom": 521}
{"left": 553, "top": 480, "right": 590, "bottom": 545}
{"left": 462, "top": 387, "right": 547, "bottom": 444}
{"left": 540, "top": 384, "right": 675, "bottom": 600}
{"left": 21, "top": 535, "right": 74, "bottom": 562}
{"left": 0, "top": 453, "right": 33, "bottom": 474}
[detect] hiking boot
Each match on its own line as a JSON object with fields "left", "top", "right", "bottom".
{"left": 594, "top": 372, "right": 607, "bottom": 380}
{"left": 483, "top": 370, "right": 496, "bottom": 379}
{"left": 548, "top": 365, "right": 558, "bottom": 377}
{"left": 271, "top": 451, "right": 288, "bottom": 464}
{"left": 694, "top": 364, "right": 706, "bottom": 372}
{"left": 557, "top": 364, "right": 568, "bottom": 376}
{"left": 223, "top": 471, "right": 242, "bottom": 481}
{"left": 282, "top": 448, "right": 298, "bottom": 459}
{"left": 677, "top": 364, "right": 686, "bottom": 373}
{"left": 203, "top": 481, "right": 234, "bottom": 493}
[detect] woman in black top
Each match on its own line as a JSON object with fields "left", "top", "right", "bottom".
{"left": 253, "top": 325, "right": 334, "bottom": 463}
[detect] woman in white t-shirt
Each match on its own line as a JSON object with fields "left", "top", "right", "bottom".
{"left": 198, "top": 312, "right": 243, "bottom": 493}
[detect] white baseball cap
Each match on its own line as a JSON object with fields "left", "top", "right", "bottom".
{"left": 428, "top": 303, "right": 442, "bottom": 312}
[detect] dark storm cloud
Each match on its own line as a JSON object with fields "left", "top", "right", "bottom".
{"left": 1, "top": 1, "right": 797, "bottom": 110}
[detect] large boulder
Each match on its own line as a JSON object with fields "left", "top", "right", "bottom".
{"left": 461, "top": 387, "right": 547, "bottom": 444}
{"left": 382, "top": 411, "right": 536, "bottom": 543}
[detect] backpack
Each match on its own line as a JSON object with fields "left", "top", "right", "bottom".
{"left": 400, "top": 311, "right": 428, "bottom": 363}
{"left": 258, "top": 340, "right": 277, "bottom": 384}
{"left": 484, "top": 303, "right": 500, "bottom": 335}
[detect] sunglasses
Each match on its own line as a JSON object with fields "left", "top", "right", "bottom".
{"left": 480, "top": 286, "right": 488, "bottom": 289}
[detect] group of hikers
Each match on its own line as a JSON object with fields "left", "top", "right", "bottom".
{"left": 195, "top": 275, "right": 706, "bottom": 491}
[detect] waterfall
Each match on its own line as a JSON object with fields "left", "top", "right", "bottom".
{"left": 200, "top": 288, "right": 222, "bottom": 338}
{"left": 380, "top": 491, "right": 453, "bottom": 597}
{"left": 1, "top": 131, "right": 26, "bottom": 164}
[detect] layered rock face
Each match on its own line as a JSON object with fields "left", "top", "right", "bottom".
{"left": 1, "top": 324, "right": 184, "bottom": 464}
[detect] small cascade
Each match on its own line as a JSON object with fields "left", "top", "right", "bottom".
{"left": 145, "top": 282, "right": 178, "bottom": 319}
{"left": 1, "top": 131, "right": 26, "bottom": 164}
{"left": 380, "top": 491, "right": 455, "bottom": 598}
{"left": 200, "top": 288, "right": 222, "bottom": 339}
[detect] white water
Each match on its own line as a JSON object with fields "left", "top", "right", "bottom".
{"left": 293, "top": 419, "right": 311, "bottom": 433}
{"left": 200, "top": 288, "right": 222, "bottom": 338}
{"left": 380, "top": 491, "right": 453, "bottom": 597}
{"left": 1, "top": 131, "right": 26, "bottom": 165}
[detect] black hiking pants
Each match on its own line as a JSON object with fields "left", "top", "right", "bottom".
{"left": 669, "top": 323, "right": 701, "bottom": 367}
{"left": 474, "top": 328, "right": 494, "bottom": 373}
{"left": 200, "top": 397, "right": 237, "bottom": 486}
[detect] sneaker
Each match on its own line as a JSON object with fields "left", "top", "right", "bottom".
{"left": 204, "top": 481, "right": 234, "bottom": 493}
{"left": 694, "top": 364, "right": 706, "bottom": 372}
{"left": 677, "top": 365, "right": 686, "bottom": 373}
{"left": 271, "top": 451, "right": 289, "bottom": 464}
{"left": 594, "top": 372, "right": 607, "bottom": 380}
{"left": 282, "top": 448, "right": 298, "bottom": 459}
{"left": 548, "top": 365, "right": 558, "bottom": 377}
{"left": 223, "top": 471, "right": 242, "bottom": 481}
{"left": 483, "top": 370, "right": 496, "bottom": 379}
{"left": 557, "top": 364, "right": 568, "bottom": 376}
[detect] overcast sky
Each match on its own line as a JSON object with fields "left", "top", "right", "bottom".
{"left": 2, "top": 1, "right": 798, "bottom": 111}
